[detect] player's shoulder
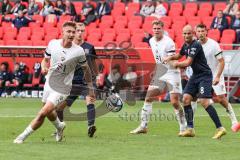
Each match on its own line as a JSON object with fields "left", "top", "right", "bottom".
{"left": 163, "top": 35, "right": 174, "bottom": 43}
{"left": 48, "top": 39, "right": 60, "bottom": 46}
{"left": 207, "top": 38, "right": 220, "bottom": 46}
{"left": 72, "top": 43, "right": 85, "bottom": 53}
{"left": 191, "top": 39, "right": 202, "bottom": 48}
{"left": 149, "top": 37, "right": 155, "bottom": 44}
{"left": 82, "top": 41, "right": 94, "bottom": 48}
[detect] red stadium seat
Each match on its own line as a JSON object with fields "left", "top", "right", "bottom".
{"left": 116, "top": 33, "right": 131, "bottom": 42}
{"left": 113, "top": 21, "right": 127, "bottom": 29}
{"left": 19, "top": 40, "right": 32, "bottom": 46}
{"left": 165, "top": 29, "right": 175, "bottom": 40}
{"left": 185, "top": 3, "right": 198, "bottom": 13}
{"left": 113, "top": 2, "right": 125, "bottom": 13}
{"left": 160, "top": 16, "right": 172, "bottom": 28}
{"left": 170, "top": 2, "right": 183, "bottom": 13}
{"left": 173, "top": 16, "right": 187, "bottom": 25}
{"left": 101, "top": 34, "right": 116, "bottom": 42}
{"left": 5, "top": 40, "right": 18, "bottom": 46}
{"left": 199, "top": 2, "right": 212, "bottom": 14}
{"left": 87, "top": 33, "right": 101, "bottom": 41}
{"left": 198, "top": 9, "right": 211, "bottom": 18}
{"left": 131, "top": 35, "right": 144, "bottom": 45}
{"left": 111, "top": 9, "right": 124, "bottom": 19}
{"left": 99, "top": 22, "right": 113, "bottom": 30}
{"left": 183, "top": 9, "right": 197, "bottom": 17}
{"left": 115, "top": 28, "right": 130, "bottom": 36}
{"left": 128, "top": 21, "right": 142, "bottom": 33}
{"left": 0, "top": 40, "right": 4, "bottom": 45}
{"left": 45, "top": 35, "right": 58, "bottom": 44}
{"left": 0, "top": 27, "right": 3, "bottom": 39}
{"left": 31, "top": 34, "right": 44, "bottom": 41}
{"left": 220, "top": 38, "right": 233, "bottom": 50}
{"left": 103, "top": 28, "right": 116, "bottom": 37}
{"left": 45, "top": 14, "right": 57, "bottom": 25}
{"left": 32, "top": 15, "right": 44, "bottom": 26}
{"left": 32, "top": 40, "right": 46, "bottom": 46}
{"left": 114, "top": 16, "right": 128, "bottom": 26}
{"left": 214, "top": 3, "right": 226, "bottom": 13}
{"left": 208, "top": 29, "right": 221, "bottom": 42}
{"left": 88, "top": 28, "right": 102, "bottom": 36}
{"left": 221, "top": 29, "right": 236, "bottom": 42}
{"left": 59, "top": 15, "right": 72, "bottom": 24}
{"left": 132, "top": 28, "right": 144, "bottom": 36}
{"left": 17, "top": 34, "right": 30, "bottom": 41}
{"left": 44, "top": 27, "right": 59, "bottom": 36}
{"left": 168, "top": 9, "right": 182, "bottom": 17}
{"left": 202, "top": 16, "right": 214, "bottom": 29}
{"left": 101, "top": 15, "right": 114, "bottom": 25}
{"left": 144, "top": 16, "right": 158, "bottom": 24}
{"left": 127, "top": 2, "right": 140, "bottom": 11}
{"left": 3, "top": 33, "right": 16, "bottom": 40}
{"left": 3, "top": 26, "right": 17, "bottom": 35}
{"left": 187, "top": 16, "right": 201, "bottom": 28}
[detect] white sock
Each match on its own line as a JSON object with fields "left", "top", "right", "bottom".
{"left": 18, "top": 125, "right": 34, "bottom": 140}
{"left": 140, "top": 102, "right": 152, "bottom": 128}
{"left": 51, "top": 117, "right": 62, "bottom": 129}
{"left": 191, "top": 101, "right": 197, "bottom": 114}
{"left": 226, "top": 103, "right": 238, "bottom": 126}
{"left": 175, "top": 108, "right": 187, "bottom": 132}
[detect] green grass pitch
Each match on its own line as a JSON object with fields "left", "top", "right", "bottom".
{"left": 0, "top": 98, "right": 240, "bottom": 160}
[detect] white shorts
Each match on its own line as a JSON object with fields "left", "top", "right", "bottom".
{"left": 149, "top": 71, "right": 182, "bottom": 94}
{"left": 42, "top": 83, "right": 68, "bottom": 107}
{"left": 212, "top": 78, "right": 226, "bottom": 95}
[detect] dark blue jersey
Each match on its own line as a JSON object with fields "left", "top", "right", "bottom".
{"left": 0, "top": 71, "right": 11, "bottom": 81}
{"left": 180, "top": 40, "right": 211, "bottom": 75}
{"left": 72, "top": 42, "right": 97, "bottom": 84}
{"left": 13, "top": 70, "right": 25, "bottom": 81}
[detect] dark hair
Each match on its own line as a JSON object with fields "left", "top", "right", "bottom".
{"left": 196, "top": 23, "right": 207, "bottom": 30}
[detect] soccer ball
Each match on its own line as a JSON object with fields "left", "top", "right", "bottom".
{"left": 106, "top": 94, "right": 123, "bottom": 112}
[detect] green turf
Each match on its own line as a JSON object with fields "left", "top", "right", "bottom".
{"left": 0, "top": 98, "right": 240, "bottom": 160}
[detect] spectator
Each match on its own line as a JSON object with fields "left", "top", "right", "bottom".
{"left": 151, "top": 0, "right": 167, "bottom": 18}
{"left": 63, "top": 0, "right": 77, "bottom": 17}
{"left": 27, "top": 0, "right": 40, "bottom": 16}
{"left": 12, "top": 10, "right": 33, "bottom": 30}
{"left": 81, "top": 0, "right": 96, "bottom": 25}
{"left": 105, "top": 64, "right": 121, "bottom": 90}
{"left": 210, "top": 10, "right": 229, "bottom": 33}
{"left": 0, "top": 0, "right": 12, "bottom": 15}
{"left": 95, "top": 0, "right": 111, "bottom": 19}
{"left": 123, "top": 65, "right": 137, "bottom": 87}
{"left": 10, "top": 0, "right": 27, "bottom": 15}
{"left": 0, "top": 62, "right": 12, "bottom": 97}
{"left": 137, "top": 0, "right": 155, "bottom": 17}
{"left": 54, "top": 0, "right": 66, "bottom": 16}
{"left": 11, "top": 63, "right": 27, "bottom": 95}
{"left": 223, "top": 0, "right": 239, "bottom": 17}
{"left": 40, "top": 0, "right": 54, "bottom": 17}
{"left": 96, "top": 63, "right": 106, "bottom": 90}
{"left": 231, "top": 10, "right": 240, "bottom": 43}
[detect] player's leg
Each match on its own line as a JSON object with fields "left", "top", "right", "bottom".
{"left": 199, "top": 79, "right": 226, "bottom": 139}
{"left": 130, "top": 86, "right": 162, "bottom": 134}
{"left": 86, "top": 95, "right": 96, "bottom": 137}
{"left": 170, "top": 93, "right": 187, "bottom": 135}
{"left": 213, "top": 84, "right": 240, "bottom": 132}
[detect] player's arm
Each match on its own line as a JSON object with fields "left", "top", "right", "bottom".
{"left": 173, "top": 57, "right": 193, "bottom": 68}
{"left": 81, "top": 62, "right": 95, "bottom": 98}
{"left": 213, "top": 51, "right": 225, "bottom": 85}
{"left": 41, "top": 57, "right": 50, "bottom": 75}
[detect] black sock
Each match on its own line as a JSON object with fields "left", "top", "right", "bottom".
{"left": 205, "top": 105, "right": 222, "bottom": 128}
{"left": 184, "top": 105, "right": 194, "bottom": 128}
{"left": 57, "top": 110, "right": 64, "bottom": 122}
{"left": 87, "top": 104, "right": 95, "bottom": 127}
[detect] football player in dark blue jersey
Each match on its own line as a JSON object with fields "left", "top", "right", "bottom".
{"left": 0, "top": 62, "right": 12, "bottom": 97}
{"left": 56, "top": 23, "right": 98, "bottom": 137}
{"left": 163, "top": 25, "right": 226, "bottom": 139}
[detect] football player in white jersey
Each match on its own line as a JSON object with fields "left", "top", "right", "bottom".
{"left": 130, "top": 20, "right": 187, "bottom": 135}
{"left": 195, "top": 23, "right": 240, "bottom": 132}
{"left": 14, "top": 21, "right": 94, "bottom": 144}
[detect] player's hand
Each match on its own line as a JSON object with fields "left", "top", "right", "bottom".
{"left": 213, "top": 77, "right": 220, "bottom": 85}
{"left": 41, "top": 67, "right": 49, "bottom": 75}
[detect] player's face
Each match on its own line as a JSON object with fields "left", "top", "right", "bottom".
{"left": 196, "top": 27, "right": 207, "bottom": 42}
{"left": 152, "top": 24, "right": 163, "bottom": 39}
{"left": 75, "top": 25, "right": 85, "bottom": 41}
{"left": 62, "top": 26, "right": 76, "bottom": 43}
{"left": 183, "top": 29, "right": 193, "bottom": 43}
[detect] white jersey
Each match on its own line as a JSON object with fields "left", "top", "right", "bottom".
{"left": 149, "top": 35, "right": 179, "bottom": 73}
{"left": 44, "top": 39, "right": 86, "bottom": 95}
{"left": 149, "top": 35, "right": 182, "bottom": 94}
{"left": 201, "top": 38, "right": 226, "bottom": 95}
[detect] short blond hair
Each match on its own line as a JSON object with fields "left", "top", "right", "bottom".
{"left": 152, "top": 20, "right": 164, "bottom": 27}
{"left": 62, "top": 21, "right": 76, "bottom": 29}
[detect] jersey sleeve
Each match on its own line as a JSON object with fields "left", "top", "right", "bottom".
{"left": 213, "top": 42, "right": 223, "bottom": 60}
{"left": 44, "top": 40, "right": 53, "bottom": 58}
{"left": 188, "top": 42, "right": 201, "bottom": 60}
{"left": 166, "top": 39, "right": 176, "bottom": 56}
{"left": 78, "top": 48, "right": 87, "bottom": 64}
{"left": 180, "top": 45, "right": 185, "bottom": 56}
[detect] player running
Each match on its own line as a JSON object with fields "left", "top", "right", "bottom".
{"left": 195, "top": 24, "right": 240, "bottom": 132}
{"left": 164, "top": 25, "right": 226, "bottom": 139}
{"left": 130, "top": 20, "right": 187, "bottom": 136}
{"left": 55, "top": 23, "right": 98, "bottom": 137}
{"left": 14, "top": 21, "right": 94, "bottom": 144}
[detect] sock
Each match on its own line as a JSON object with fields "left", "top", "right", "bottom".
{"left": 51, "top": 117, "right": 62, "bottom": 129}
{"left": 184, "top": 105, "right": 194, "bottom": 128}
{"left": 56, "top": 110, "right": 64, "bottom": 122}
{"left": 140, "top": 102, "right": 152, "bottom": 128}
{"left": 191, "top": 101, "right": 198, "bottom": 114}
{"left": 226, "top": 103, "right": 238, "bottom": 126}
{"left": 18, "top": 125, "right": 34, "bottom": 140}
{"left": 87, "top": 104, "right": 95, "bottom": 127}
{"left": 205, "top": 105, "right": 222, "bottom": 128}
{"left": 175, "top": 107, "right": 187, "bottom": 132}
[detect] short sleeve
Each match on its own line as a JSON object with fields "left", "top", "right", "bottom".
{"left": 213, "top": 42, "right": 223, "bottom": 60}
{"left": 78, "top": 49, "right": 87, "bottom": 64}
{"left": 180, "top": 45, "right": 185, "bottom": 56}
{"left": 44, "top": 41, "right": 53, "bottom": 58}
{"left": 166, "top": 39, "right": 176, "bottom": 56}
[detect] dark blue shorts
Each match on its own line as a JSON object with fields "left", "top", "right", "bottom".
{"left": 184, "top": 71, "right": 213, "bottom": 98}
{"left": 66, "top": 82, "right": 96, "bottom": 106}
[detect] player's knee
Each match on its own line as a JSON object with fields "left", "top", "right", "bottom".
{"left": 170, "top": 100, "right": 179, "bottom": 108}
{"left": 217, "top": 95, "right": 226, "bottom": 103}
{"left": 145, "top": 97, "right": 153, "bottom": 103}
{"left": 199, "top": 99, "right": 210, "bottom": 108}
{"left": 182, "top": 96, "right": 191, "bottom": 106}
{"left": 86, "top": 96, "right": 96, "bottom": 105}
{"left": 37, "top": 111, "right": 47, "bottom": 121}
